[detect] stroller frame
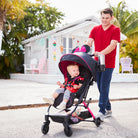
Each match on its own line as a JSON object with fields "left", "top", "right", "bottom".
{"left": 41, "top": 52, "right": 101, "bottom": 137}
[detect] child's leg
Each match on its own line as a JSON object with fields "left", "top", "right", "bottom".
{"left": 43, "top": 88, "right": 64, "bottom": 105}
{"left": 52, "top": 91, "right": 59, "bottom": 99}
{"left": 63, "top": 89, "right": 71, "bottom": 104}
{"left": 57, "top": 89, "right": 71, "bottom": 110}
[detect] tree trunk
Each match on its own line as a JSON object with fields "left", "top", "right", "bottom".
{"left": 0, "top": 30, "right": 2, "bottom": 52}
{"left": 0, "top": 9, "right": 4, "bottom": 52}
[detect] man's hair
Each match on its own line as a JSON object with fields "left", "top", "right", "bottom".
{"left": 101, "top": 8, "right": 113, "bottom": 17}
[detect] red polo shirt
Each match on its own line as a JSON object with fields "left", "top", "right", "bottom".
{"left": 89, "top": 24, "right": 120, "bottom": 68}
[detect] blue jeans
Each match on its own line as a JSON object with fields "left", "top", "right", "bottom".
{"left": 96, "top": 68, "right": 114, "bottom": 114}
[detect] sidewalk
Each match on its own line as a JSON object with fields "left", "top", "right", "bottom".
{"left": 0, "top": 79, "right": 138, "bottom": 138}
{"left": 0, "top": 79, "right": 138, "bottom": 107}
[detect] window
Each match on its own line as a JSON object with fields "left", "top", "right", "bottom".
{"left": 27, "top": 46, "right": 31, "bottom": 57}
{"left": 63, "top": 37, "right": 73, "bottom": 54}
{"left": 69, "top": 38, "right": 73, "bottom": 53}
{"left": 63, "top": 37, "right": 66, "bottom": 54}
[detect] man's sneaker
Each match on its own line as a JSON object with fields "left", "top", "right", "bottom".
{"left": 43, "top": 97, "right": 54, "bottom": 105}
{"left": 95, "top": 112, "right": 105, "bottom": 122}
{"left": 57, "top": 103, "right": 66, "bottom": 111}
{"left": 105, "top": 110, "right": 112, "bottom": 118}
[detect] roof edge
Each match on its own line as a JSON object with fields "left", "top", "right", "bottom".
{"left": 22, "top": 15, "right": 100, "bottom": 45}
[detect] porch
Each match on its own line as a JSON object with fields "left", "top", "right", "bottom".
{"left": 10, "top": 73, "right": 138, "bottom": 84}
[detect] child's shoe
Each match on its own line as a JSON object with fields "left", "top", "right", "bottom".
{"left": 43, "top": 97, "right": 54, "bottom": 105}
{"left": 57, "top": 102, "right": 66, "bottom": 111}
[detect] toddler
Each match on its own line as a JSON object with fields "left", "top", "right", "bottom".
{"left": 43, "top": 64, "right": 84, "bottom": 110}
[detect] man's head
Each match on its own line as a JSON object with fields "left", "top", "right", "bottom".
{"left": 100, "top": 8, "right": 113, "bottom": 27}
{"left": 67, "top": 64, "right": 79, "bottom": 78}
{"left": 101, "top": 8, "right": 113, "bottom": 17}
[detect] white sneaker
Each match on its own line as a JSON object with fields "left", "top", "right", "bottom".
{"left": 95, "top": 112, "right": 105, "bottom": 122}
{"left": 105, "top": 110, "right": 112, "bottom": 118}
{"left": 43, "top": 97, "right": 54, "bottom": 105}
{"left": 57, "top": 103, "right": 66, "bottom": 111}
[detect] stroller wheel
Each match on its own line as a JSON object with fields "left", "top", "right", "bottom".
{"left": 94, "top": 118, "right": 101, "bottom": 127}
{"left": 64, "top": 125, "right": 73, "bottom": 137}
{"left": 41, "top": 120, "right": 50, "bottom": 135}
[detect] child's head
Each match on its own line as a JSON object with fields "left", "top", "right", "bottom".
{"left": 67, "top": 64, "right": 80, "bottom": 78}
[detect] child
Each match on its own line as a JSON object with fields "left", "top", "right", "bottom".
{"left": 43, "top": 64, "right": 84, "bottom": 110}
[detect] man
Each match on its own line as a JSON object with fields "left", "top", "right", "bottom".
{"left": 86, "top": 8, "right": 120, "bottom": 121}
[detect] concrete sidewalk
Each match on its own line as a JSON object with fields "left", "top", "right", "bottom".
{"left": 0, "top": 79, "right": 138, "bottom": 138}
{"left": 0, "top": 79, "right": 138, "bottom": 107}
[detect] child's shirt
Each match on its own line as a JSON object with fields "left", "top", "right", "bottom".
{"left": 63, "top": 76, "right": 84, "bottom": 93}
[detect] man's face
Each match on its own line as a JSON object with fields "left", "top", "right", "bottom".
{"left": 101, "top": 13, "right": 113, "bottom": 27}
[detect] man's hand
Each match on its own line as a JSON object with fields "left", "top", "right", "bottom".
{"left": 93, "top": 51, "right": 103, "bottom": 57}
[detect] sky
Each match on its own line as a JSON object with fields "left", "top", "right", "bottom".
{"left": 30, "top": 0, "right": 138, "bottom": 25}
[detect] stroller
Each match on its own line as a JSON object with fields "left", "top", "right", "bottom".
{"left": 41, "top": 51, "right": 105, "bottom": 137}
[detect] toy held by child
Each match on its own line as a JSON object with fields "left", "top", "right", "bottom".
{"left": 43, "top": 64, "right": 84, "bottom": 111}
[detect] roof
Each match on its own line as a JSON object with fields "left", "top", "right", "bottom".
{"left": 22, "top": 15, "right": 100, "bottom": 45}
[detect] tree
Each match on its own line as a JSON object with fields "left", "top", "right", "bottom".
{"left": 16, "top": 4, "right": 64, "bottom": 39}
{"left": 0, "top": 0, "right": 30, "bottom": 54}
{"left": 107, "top": 0, "right": 138, "bottom": 72}
{"left": 0, "top": 2, "right": 64, "bottom": 78}
{"left": 108, "top": 1, "right": 138, "bottom": 37}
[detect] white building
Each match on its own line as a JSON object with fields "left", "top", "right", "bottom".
{"left": 22, "top": 15, "right": 101, "bottom": 75}
{"left": 10, "top": 16, "right": 138, "bottom": 83}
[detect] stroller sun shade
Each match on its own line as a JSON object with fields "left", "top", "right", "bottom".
{"left": 59, "top": 52, "right": 98, "bottom": 81}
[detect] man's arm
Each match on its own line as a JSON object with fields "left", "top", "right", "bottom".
{"left": 86, "top": 38, "right": 94, "bottom": 47}
{"left": 94, "top": 40, "right": 118, "bottom": 56}
{"left": 86, "top": 38, "right": 118, "bottom": 56}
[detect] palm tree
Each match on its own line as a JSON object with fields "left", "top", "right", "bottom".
{"left": 108, "top": 1, "right": 138, "bottom": 38}
{"left": 0, "top": 0, "right": 30, "bottom": 54}
{"left": 107, "top": 0, "right": 138, "bottom": 72}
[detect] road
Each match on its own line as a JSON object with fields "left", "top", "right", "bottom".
{"left": 0, "top": 79, "right": 138, "bottom": 138}
{"left": 0, "top": 100, "right": 138, "bottom": 138}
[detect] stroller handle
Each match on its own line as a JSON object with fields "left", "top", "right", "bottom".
{"left": 89, "top": 54, "right": 94, "bottom": 57}
{"left": 89, "top": 54, "right": 105, "bottom": 72}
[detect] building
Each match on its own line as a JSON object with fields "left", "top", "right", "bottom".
{"left": 22, "top": 16, "right": 100, "bottom": 75}
{"left": 10, "top": 16, "right": 138, "bottom": 83}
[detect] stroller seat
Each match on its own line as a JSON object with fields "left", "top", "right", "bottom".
{"left": 53, "top": 65, "right": 93, "bottom": 108}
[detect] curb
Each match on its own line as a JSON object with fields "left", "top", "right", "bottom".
{"left": 0, "top": 97, "right": 138, "bottom": 110}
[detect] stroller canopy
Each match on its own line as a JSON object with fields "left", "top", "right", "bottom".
{"left": 59, "top": 52, "right": 98, "bottom": 81}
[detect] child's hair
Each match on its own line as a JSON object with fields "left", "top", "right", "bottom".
{"left": 101, "top": 8, "right": 113, "bottom": 17}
